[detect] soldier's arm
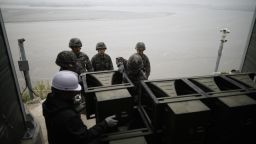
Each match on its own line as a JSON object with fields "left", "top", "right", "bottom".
{"left": 145, "top": 55, "right": 151, "bottom": 78}
{"left": 57, "top": 109, "right": 108, "bottom": 143}
{"left": 109, "top": 56, "right": 114, "bottom": 70}
{"left": 86, "top": 57, "right": 94, "bottom": 72}
{"left": 140, "top": 70, "right": 147, "bottom": 80}
{"left": 91, "top": 56, "right": 96, "bottom": 71}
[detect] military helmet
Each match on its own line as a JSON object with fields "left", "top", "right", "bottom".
{"left": 96, "top": 42, "right": 107, "bottom": 50}
{"left": 56, "top": 51, "right": 75, "bottom": 64}
{"left": 69, "top": 38, "right": 82, "bottom": 48}
{"left": 135, "top": 42, "right": 146, "bottom": 50}
{"left": 127, "top": 54, "right": 143, "bottom": 72}
{"left": 56, "top": 51, "right": 76, "bottom": 69}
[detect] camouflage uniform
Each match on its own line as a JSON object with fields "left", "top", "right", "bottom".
{"left": 73, "top": 51, "right": 93, "bottom": 74}
{"left": 67, "top": 38, "right": 94, "bottom": 74}
{"left": 91, "top": 42, "right": 113, "bottom": 71}
{"left": 91, "top": 53, "right": 113, "bottom": 71}
{"left": 135, "top": 42, "right": 151, "bottom": 79}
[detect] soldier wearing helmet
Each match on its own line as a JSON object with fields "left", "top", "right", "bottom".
{"left": 116, "top": 54, "right": 146, "bottom": 102}
{"left": 135, "top": 42, "right": 151, "bottom": 79}
{"left": 91, "top": 42, "right": 113, "bottom": 71}
{"left": 116, "top": 54, "right": 146, "bottom": 81}
{"left": 127, "top": 54, "right": 145, "bottom": 78}
{"left": 43, "top": 71, "right": 118, "bottom": 144}
{"left": 68, "top": 38, "right": 93, "bottom": 74}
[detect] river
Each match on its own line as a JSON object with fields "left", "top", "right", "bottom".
{"left": 2, "top": 4, "right": 254, "bottom": 87}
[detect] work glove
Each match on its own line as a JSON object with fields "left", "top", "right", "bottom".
{"left": 73, "top": 94, "right": 82, "bottom": 104}
{"left": 73, "top": 94, "right": 85, "bottom": 112}
{"left": 105, "top": 115, "right": 118, "bottom": 127}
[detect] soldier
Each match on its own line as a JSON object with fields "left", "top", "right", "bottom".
{"left": 126, "top": 54, "right": 147, "bottom": 82}
{"left": 43, "top": 71, "right": 118, "bottom": 144}
{"left": 135, "top": 42, "right": 150, "bottom": 79}
{"left": 91, "top": 42, "right": 114, "bottom": 71}
{"left": 69, "top": 38, "right": 93, "bottom": 74}
{"left": 116, "top": 54, "right": 146, "bottom": 102}
{"left": 116, "top": 54, "right": 146, "bottom": 82}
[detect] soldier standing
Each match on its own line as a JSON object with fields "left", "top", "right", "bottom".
{"left": 135, "top": 42, "right": 150, "bottom": 79}
{"left": 69, "top": 38, "right": 93, "bottom": 74}
{"left": 91, "top": 42, "right": 114, "bottom": 71}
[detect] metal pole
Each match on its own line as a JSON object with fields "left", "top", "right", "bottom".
{"left": 18, "top": 38, "right": 34, "bottom": 100}
{"left": 214, "top": 28, "right": 230, "bottom": 72}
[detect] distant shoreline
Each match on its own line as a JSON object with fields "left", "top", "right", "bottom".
{"left": 2, "top": 8, "right": 174, "bottom": 23}
{"left": 2, "top": 3, "right": 254, "bottom": 23}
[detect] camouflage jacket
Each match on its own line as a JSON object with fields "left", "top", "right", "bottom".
{"left": 91, "top": 53, "right": 113, "bottom": 71}
{"left": 74, "top": 51, "right": 93, "bottom": 74}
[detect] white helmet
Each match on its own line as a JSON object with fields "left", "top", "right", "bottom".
{"left": 52, "top": 71, "right": 81, "bottom": 91}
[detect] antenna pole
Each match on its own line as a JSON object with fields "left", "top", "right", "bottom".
{"left": 18, "top": 38, "right": 34, "bottom": 100}
{"left": 214, "top": 28, "right": 230, "bottom": 72}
